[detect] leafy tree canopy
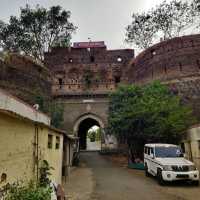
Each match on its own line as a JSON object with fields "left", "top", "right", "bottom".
{"left": 0, "top": 4, "right": 77, "bottom": 60}
{"left": 126, "top": 0, "right": 196, "bottom": 50}
{"left": 108, "top": 82, "right": 196, "bottom": 144}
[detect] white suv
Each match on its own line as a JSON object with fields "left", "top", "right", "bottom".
{"left": 144, "top": 144, "right": 199, "bottom": 185}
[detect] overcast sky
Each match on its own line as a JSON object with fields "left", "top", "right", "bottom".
{"left": 0, "top": 0, "right": 172, "bottom": 50}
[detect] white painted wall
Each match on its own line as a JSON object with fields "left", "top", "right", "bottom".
{"left": 0, "top": 89, "right": 50, "bottom": 125}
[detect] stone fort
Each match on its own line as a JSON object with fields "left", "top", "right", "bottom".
{"left": 1, "top": 35, "right": 200, "bottom": 149}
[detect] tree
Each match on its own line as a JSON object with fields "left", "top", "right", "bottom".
{"left": 125, "top": 12, "right": 157, "bottom": 49}
{"left": 108, "top": 82, "right": 196, "bottom": 161}
{"left": 191, "top": 0, "right": 200, "bottom": 28}
{"left": 126, "top": 0, "right": 194, "bottom": 50}
{"left": 153, "top": 0, "right": 193, "bottom": 39}
{"left": 0, "top": 4, "right": 77, "bottom": 60}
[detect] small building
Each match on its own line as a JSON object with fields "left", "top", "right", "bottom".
{"left": 0, "top": 88, "right": 76, "bottom": 191}
{"left": 183, "top": 125, "right": 200, "bottom": 170}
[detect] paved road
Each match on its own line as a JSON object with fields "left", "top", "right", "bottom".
{"left": 66, "top": 152, "right": 200, "bottom": 200}
{"left": 87, "top": 139, "right": 101, "bottom": 151}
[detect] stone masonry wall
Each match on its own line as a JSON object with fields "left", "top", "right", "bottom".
{"left": 130, "top": 34, "right": 200, "bottom": 119}
{"left": 44, "top": 46, "right": 134, "bottom": 97}
{"left": 0, "top": 54, "right": 52, "bottom": 105}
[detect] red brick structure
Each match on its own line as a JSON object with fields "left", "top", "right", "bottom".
{"left": 44, "top": 42, "right": 134, "bottom": 97}
{"left": 0, "top": 53, "right": 52, "bottom": 105}
{"left": 130, "top": 34, "right": 200, "bottom": 118}
{"left": 130, "top": 34, "right": 200, "bottom": 84}
{"left": 44, "top": 42, "right": 134, "bottom": 149}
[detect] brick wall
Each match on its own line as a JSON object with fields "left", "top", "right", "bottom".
{"left": 44, "top": 46, "right": 134, "bottom": 97}
{"left": 0, "top": 54, "right": 52, "bottom": 105}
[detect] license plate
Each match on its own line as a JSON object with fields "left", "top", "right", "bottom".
{"left": 176, "top": 174, "right": 189, "bottom": 178}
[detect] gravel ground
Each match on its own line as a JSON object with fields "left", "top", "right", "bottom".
{"left": 64, "top": 152, "right": 200, "bottom": 200}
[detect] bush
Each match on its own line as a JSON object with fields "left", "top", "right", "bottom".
{"left": 4, "top": 181, "right": 51, "bottom": 200}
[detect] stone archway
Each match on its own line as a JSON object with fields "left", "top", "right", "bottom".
{"left": 73, "top": 114, "right": 105, "bottom": 150}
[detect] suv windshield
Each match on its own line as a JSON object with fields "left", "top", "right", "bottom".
{"left": 155, "top": 146, "right": 183, "bottom": 158}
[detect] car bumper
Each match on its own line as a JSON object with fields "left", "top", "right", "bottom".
{"left": 162, "top": 170, "right": 199, "bottom": 181}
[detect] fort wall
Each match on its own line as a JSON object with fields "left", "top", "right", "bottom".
{"left": 130, "top": 34, "right": 200, "bottom": 118}
{"left": 0, "top": 54, "right": 52, "bottom": 105}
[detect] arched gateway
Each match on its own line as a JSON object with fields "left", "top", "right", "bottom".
{"left": 74, "top": 114, "right": 105, "bottom": 149}
{"left": 44, "top": 41, "right": 134, "bottom": 150}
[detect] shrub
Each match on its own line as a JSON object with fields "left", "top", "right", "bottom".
{"left": 4, "top": 181, "right": 51, "bottom": 200}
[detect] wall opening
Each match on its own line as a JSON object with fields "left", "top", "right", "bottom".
{"left": 117, "top": 56, "right": 122, "bottom": 62}
{"left": 114, "top": 76, "right": 121, "bottom": 84}
{"left": 68, "top": 58, "right": 73, "bottom": 63}
{"left": 78, "top": 118, "right": 101, "bottom": 150}
{"left": 58, "top": 78, "right": 63, "bottom": 88}
{"left": 197, "top": 60, "right": 200, "bottom": 69}
{"left": 90, "top": 56, "right": 95, "bottom": 63}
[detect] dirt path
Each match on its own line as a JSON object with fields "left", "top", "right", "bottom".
{"left": 65, "top": 152, "right": 200, "bottom": 200}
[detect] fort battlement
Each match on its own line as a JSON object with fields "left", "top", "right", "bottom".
{"left": 44, "top": 42, "right": 134, "bottom": 97}
{"left": 130, "top": 34, "right": 200, "bottom": 84}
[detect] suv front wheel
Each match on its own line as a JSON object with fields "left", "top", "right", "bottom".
{"left": 157, "top": 168, "right": 165, "bottom": 185}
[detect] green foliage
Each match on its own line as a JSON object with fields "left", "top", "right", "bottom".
{"left": 83, "top": 69, "right": 93, "bottom": 88}
{"left": 88, "top": 127, "right": 101, "bottom": 142}
{"left": 39, "top": 160, "right": 54, "bottom": 188}
{"left": 108, "top": 81, "right": 196, "bottom": 144}
{"left": 0, "top": 4, "right": 77, "bottom": 60}
{"left": 34, "top": 94, "right": 64, "bottom": 129}
{"left": 88, "top": 131, "right": 96, "bottom": 142}
{"left": 95, "top": 128, "right": 101, "bottom": 141}
{"left": 49, "top": 102, "right": 64, "bottom": 129}
{"left": 126, "top": 0, "right": 195, "bottom": 50}
{"left": 4, "top": 180, "right": 51, "bottom": 200}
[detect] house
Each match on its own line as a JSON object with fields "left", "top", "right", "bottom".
{"left": 0, "top": 88, "right": 77, "bottom": 191}
{"left": 182, "top": 125, "right": 200, "bottom": 170}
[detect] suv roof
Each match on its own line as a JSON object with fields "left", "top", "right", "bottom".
{"left": 144, "top": 143, "right": 178, "bottom": 148}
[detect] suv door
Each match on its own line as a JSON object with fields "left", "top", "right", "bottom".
{"left": 150, "top": 147, "right": 157, "bottom": 175}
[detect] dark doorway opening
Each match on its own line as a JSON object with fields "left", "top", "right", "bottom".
{"left": 78, "top": 118, "right": 101, "bottom": 150}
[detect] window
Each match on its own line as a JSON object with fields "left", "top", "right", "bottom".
{"left": 114, "top": 76, "right": 121, "bottom": 84}
{"left": 117, "top": 56, "right": 122, "bottom": 62}
{"left": 58, "top": 78, "right": 63, "bottom": 88}
{"left": 90, "top": 56, "right": 95, "bottom": 62}
{"left": 150, "top": 148, "right": 154, "bottom": 155}
{"left": 179, "top": 63, "right": 182, "bottom": 71}
{"left": 147, "top": 147, "right": 151, "bottom": 155}
{"left": 68, "top": 58, "right": 73, "bottom": 63}
{"left": 197, "top": 60, "right": 200, "bottom": 69}
{"left": 55, "top": 136, "right": 60, "bottom": 149}
{"left": 48, "top": 134, "right": 53, "bottom": 149}
{"left": 144, "top": 147, "right": 148, "bottom": 154}
{"left": 151, "top": 50, "right": 156, "bottom": 56}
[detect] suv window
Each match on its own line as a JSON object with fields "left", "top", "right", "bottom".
{"left": 144, "top": 147, "right": 148, "bottom": 154}
{"left": 150, "top": 148, "right": 154, "bottom": 155}
{"left": 147, "top": 147, "right": 151, "bottom": 155}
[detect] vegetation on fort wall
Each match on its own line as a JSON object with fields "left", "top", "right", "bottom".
{"left": 0, "top": 4, "right": 77, "bottom": 60}
{"left": 35, "top": 94, "right": 64, "bottom": 129}
{"left": 126, "top": 0, "right": 200, "bottom": 50}
{"left": 108, "top": 81, "right": 196, "bottom": 159}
